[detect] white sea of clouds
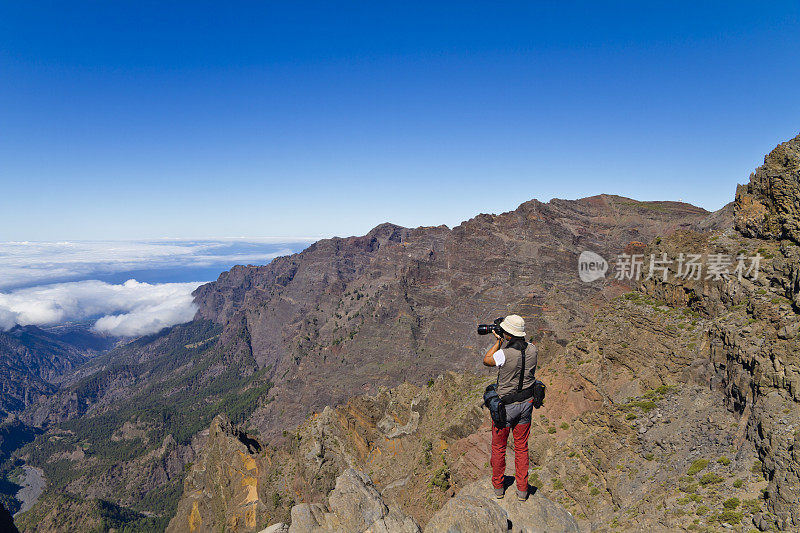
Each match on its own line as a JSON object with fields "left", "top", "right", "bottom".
{"left": 0, "top": 239, "right": 310, "bottom": 290}
{"left": 0, "top": 239, "right": 312, "bottom": 336}
{"left": 0, "top": 279, "right": 202, "bottom": 336}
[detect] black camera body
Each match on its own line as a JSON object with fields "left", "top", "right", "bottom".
{"left": 477, "top": 317, "right": 505, "bottom": 336}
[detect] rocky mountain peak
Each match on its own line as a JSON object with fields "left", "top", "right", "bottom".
{"left": 735, "top": 132, "right": 800, "bottom": 242}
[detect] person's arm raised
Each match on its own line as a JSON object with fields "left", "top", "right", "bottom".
{"left": 483, "top": 332, "right": 502, "bottom": 366}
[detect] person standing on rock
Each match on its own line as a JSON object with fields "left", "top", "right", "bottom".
{"left": 482, "top": 314, "right": 537, "bottom": 501}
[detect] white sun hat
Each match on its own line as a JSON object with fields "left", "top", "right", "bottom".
{"left": 499, "top": 314, "right": 526, "bottom": 337}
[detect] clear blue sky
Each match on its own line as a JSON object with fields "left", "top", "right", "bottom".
{"left": 1, "top": 2, "right": 799, "bottom": 240}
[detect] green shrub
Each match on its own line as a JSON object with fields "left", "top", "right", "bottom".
{"left": 733, "top": 479, "right": 744, "bottom": 488}
{"left": 757, "top": 248, "right": 773, "bottom": 259}
{"left": 429, "top": 460, "right": 450, "bottom": 490}
{"left": 626, "top": 399, "right": 657, "bottom": 412}
{"left": 696, "top": 506, "right": 709, "bottom": 516}
{"left": 714, "top": 509, "right": 743, "bottom": 524}
{"left": 699, "top": 473, "right": 724, "bottom": 486}
{"left": 717, "top": 456, "right": 731, "bottom": 466}
{"left": 723, "top": 497, "right": 740, "bottom": 510}
{"left": 655, "top": 385, "right": 677, "bottom": 395}
{"left": 688, "top": 459, "right": 709, "bottom": 475}
{"left": 421, "top": 439, "right": 432, "bottom": 466}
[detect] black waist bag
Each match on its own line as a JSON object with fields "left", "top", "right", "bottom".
{"left": 531, "top": 379, "right": 546, "bottom": 409}
{"left": 483, "top": 384, "right": 507, "bottom": 428}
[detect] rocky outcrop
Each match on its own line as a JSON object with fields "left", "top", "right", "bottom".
{"left": 286, "top": 469, "right": 419, "bottom": 532}
{"left": 167, "top": 372, "right": 490, "bottom": 531}
{"left": 256, "top": 469, "right": 576, "bottom": 533}
{"left": 424, "top": 480, "right": 579, "bottom": 533}
{"left": 638, "top": 238, "right": 800, "bottom": 529}
{"left": 167, "top": 415, "right": 269, "bottom": 533}
{"left": 634, "top": 135, "right": 800, "bottom": 529}
{"left": 735, "top": 132, "right": 800, "bottom": 242}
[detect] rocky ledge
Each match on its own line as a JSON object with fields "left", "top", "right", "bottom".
{"left": 263, "top": 468, "right": 577, "bottom": 533}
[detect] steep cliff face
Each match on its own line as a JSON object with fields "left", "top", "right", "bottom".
{"left": 633, "top": 135, "right": 800, "bottom": 529}
{"left": 168, "top": 373, "right": 488, "bottom": 531}
{"left": 735, "top": 133, "right": 800, "bottom": 243}
{"left": 167, "top": 415, "right": 269, "bottom": 533}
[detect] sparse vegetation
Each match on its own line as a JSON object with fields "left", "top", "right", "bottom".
{"left": 723, "top": 497, "right": 740, "bottom": 510}
{"left": 429, "top": 456, "right": 450, "bottom": 490}
{"left": 421, "top": 439, "right": 433, "bottom": 466}
{"left": 713, "top": 509, "right": 743, "bottom": 524}
{"left": 742, "top": 499, "right": 761, "bottom": 514}
{"left": 699, "top": 473, "right": 724, "bottom": 486}
{"left": 688, "top": 459, "right": 709, "bottom": 476}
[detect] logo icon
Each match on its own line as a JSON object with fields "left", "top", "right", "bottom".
{"left": 578, "top": 251, "right": 607, "bottom": 282}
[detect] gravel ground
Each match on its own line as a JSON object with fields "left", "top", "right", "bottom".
{"left": 14, "top": 465, "right": 45, "bottom": 516}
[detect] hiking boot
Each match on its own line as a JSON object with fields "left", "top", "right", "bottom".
{"left": 516, "top": 489, "right": 528, "bottom": 501}
{"left": 493, "top": 487, "right": 505, "bottom": 499}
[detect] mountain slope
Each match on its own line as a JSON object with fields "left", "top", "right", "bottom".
{"left": 0, "top": 325, "right": 115, "bottom": 418}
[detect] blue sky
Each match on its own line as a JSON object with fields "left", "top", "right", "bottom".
{"left": 2, "top": 2, "right": 799, "bottom": 240}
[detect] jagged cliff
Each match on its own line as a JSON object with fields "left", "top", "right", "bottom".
{"left": 640, "top": 132, "right": 800, "bottom": 529}
{"left": 167, "top": 377, "right": 579, "bottom": 533}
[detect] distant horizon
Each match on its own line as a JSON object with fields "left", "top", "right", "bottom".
{"left": 1, "top": 188, "right": 734, "bottom": 243}
{"left": 0, "top": 238, "right": 313, "bottom": 336}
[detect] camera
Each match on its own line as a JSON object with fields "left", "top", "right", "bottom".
{"left": 477, "top": 317, "right": 505, "bottom": 336}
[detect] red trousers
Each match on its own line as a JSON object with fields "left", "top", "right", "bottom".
{"left": 491, "top": 421, "right": 531, "bottom": 491}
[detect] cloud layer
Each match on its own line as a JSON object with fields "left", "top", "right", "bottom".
{"left": 0, "top": 279, "right": 203, "bottom": 336}
{"left": 0, "top": 239, "right": 310, "bottom": 290}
